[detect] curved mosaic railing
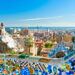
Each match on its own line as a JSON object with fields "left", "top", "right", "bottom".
{"left": 49, "top": 51, "right": 75, "bottom": 64}
{"left": 0, "top": 51, "right": 75, "bottom": 65}
{"left": 64, "top": 51, "right": 75, "bottom": 61}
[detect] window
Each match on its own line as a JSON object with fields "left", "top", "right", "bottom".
{"left": 1, "top": 46, "right": 5, "bottom": 51}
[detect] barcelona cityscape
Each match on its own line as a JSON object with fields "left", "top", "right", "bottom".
{"left": 0, "top": 0, "right": 75, "bottom": 75}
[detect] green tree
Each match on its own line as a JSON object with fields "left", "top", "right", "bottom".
{"left": 72, "top": 37, "right": 75, "bottom": 42}
{"left": 45, "top": 43, "right": 54, "bottom": 48}
{"left": 25, "top": 37, "right": 33, "bottom": 54}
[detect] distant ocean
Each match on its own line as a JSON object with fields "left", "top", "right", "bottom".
{"left": 6, "top": 27, "right": 75, "bottom": 29}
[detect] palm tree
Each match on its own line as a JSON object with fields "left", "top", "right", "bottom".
{"left": 25, "top": 37, "right": 33, "bottom": 54}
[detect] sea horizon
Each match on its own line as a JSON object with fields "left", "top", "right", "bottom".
{"left": 5, "top": 26, "right": 75, "bottom": 29}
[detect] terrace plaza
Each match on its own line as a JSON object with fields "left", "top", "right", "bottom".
{"left": 0, "top": 54, "right": 75, "bottom": 75}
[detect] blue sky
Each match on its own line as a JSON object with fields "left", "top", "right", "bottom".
{"left": 0, "top": 0, "right": 75, "bottom": 27}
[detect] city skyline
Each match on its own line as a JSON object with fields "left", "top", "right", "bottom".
{"left": 0, "top": 0, "right": 75, "bottom": 27}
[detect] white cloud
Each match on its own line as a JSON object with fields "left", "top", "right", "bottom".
{"left": 8, "top": 22, "right": 75, "bottom": 27}
{"left": 23, "top": 16, "right": 63, "bottom": 21}
{"left": 41, "top": 22, "right": 75, "bottom": 27}
{"left": 26, "top": 22, "right": 75, "bottom": 27}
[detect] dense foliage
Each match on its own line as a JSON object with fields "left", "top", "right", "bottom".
{"left": 25, "top": 37, "right": 33, "bottom": 47}
{"left": 45, "top": 43, "right": 54, "bottom": 48}
{"left": 72, "top": 37, "right": 75, "bottom": 42}
{"left": 25, "top": 37, "right": 34, "bottom": 53}
{"left": 18, "top": 54, "right": 30, "bottom": 59}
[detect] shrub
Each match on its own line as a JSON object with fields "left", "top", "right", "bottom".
{"left": 45, "top": 43, "right": 54, "bottom": 48}
{"left": 18, "top": 54, "right": 30, "bottom": 59}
